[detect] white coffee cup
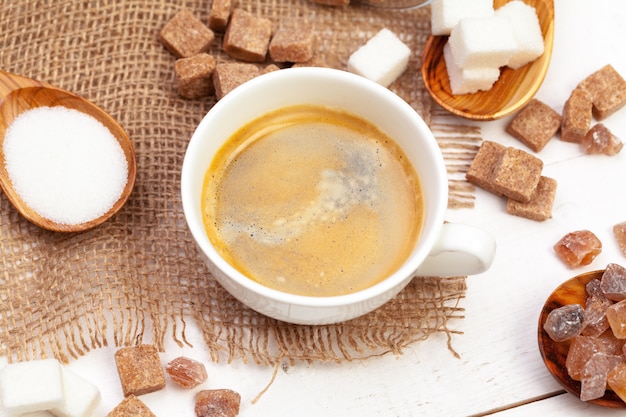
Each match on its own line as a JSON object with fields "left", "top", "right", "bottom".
{"left": 181, "top": 67, "right": 495, "bottom": 325}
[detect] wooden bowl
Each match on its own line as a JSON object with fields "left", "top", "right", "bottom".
{"left": 421, "top": 0, "right": 555, "bottom": 120}
{"left": 0, "top": 71, "right": 136, "bottom": 232}
{"left": 538, "top": 269, "right": 626, "bottom": 408}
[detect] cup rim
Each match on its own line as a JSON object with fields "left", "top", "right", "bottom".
{"left": 181, "top": 67, "right": 448, "bottom": 308}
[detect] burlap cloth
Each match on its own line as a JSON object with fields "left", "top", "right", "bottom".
{"left": 0, "top": 0, "right": 482, "bottom": 365}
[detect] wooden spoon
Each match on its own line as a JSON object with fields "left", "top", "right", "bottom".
{"left": 538, "top": 269, "right": 626, "bottom": 408}
{"left": 0, "top": 70, "right": 137, "bottom": 232}
{"left": 421, "top": 0, "right": 555, "bottom": 121}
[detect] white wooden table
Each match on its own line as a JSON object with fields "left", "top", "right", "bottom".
{"left": 51, "top": 0, "right": 626, "bottom": 415}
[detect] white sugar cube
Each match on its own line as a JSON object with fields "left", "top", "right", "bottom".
{"left": 347, "top": 28, "right": 411, "bottom": 88}
{"left": 496, "top": 1, "right": 545, "bottom": 69}
{"left": 443, "top": 43, "right": 500, "bottom": 95}
{"left": 52, "top": 367, "right": 101, "bottom": 417}
{"left": 430, "top": 0, "right": 494, "bottom": 36}
{"left": 20, "top": 412, "right": 56, "bottom": 417}
{"left": 0, "top": 359, "right": 64, "bottom": 415}
{"left": 448, "top": 15, "right": 518, "bottom": 69}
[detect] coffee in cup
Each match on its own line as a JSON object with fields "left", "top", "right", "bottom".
{"left": 201, "top": 104, "right": 424, "bottom": 297}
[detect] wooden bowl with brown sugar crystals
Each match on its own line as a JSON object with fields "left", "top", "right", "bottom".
{"left": 538, "top": 265, "right": 626, "bottom": 407}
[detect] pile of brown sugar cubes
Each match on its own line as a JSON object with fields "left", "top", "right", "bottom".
{"left": 467, "top": 64, "right": 626, "bottom": 222}
{"left": 159, "top": 6, "right": 318, "bottom": 100}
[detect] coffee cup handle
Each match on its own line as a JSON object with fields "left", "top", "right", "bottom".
{"left": 415, "top": 223, "right": 496, "bottom": 277}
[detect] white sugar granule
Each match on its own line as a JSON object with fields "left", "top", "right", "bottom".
{"left": 3, "top": 106, "right": 129, "bottom": 225}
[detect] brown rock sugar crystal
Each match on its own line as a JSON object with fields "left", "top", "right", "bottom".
{"left": 195, "top": 389, "right": 241, "bottom": 417}
{"left": 582, "top": 279, "right": 612, "bottom": 337}
{"left": 582, "top": 123, "right": 623, "bottom": 155}
{"left": 553, "top": 230, "right": 602, "bottom": 268}
{"left": 614, "top": 221, "right": 626, "bottom": 257}
{"left": 580, "top": 352, "right": 624, "bottom": 401}
{"left": 607, "top": 300, "right": 626, "bottom": 339}
{"left": 608, "top": 363, "right": 626, "bottom": 403}
{"left": 600, "top": 263, "right": 626, "bottom": 302}
{"left": 566, "top": 335, "right": 606, "bottom": 381}
{"left": 166, "top": 356, "right": 208, "bottom": 389}
{"left": 505, "top": 99, "right": 561, "bottom": 152}
{"left": 543, "top": 304, "right": 584, "bottom": 342}
{"left": 159, "top": 8, "right": 215, "bottom": 58}
{"left": 114, "top": 345, "right": 166, "bottom": 397}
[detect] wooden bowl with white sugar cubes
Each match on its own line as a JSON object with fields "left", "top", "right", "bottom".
{"left": 422, "top": 0, "right": 554, "bottom": 120}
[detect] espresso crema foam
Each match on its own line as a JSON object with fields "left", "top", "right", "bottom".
{"left": 202, "top": 105, "right": 423, "bottom": 297}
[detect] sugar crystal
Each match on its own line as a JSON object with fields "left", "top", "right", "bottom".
{"left": 598, "top": 331, "right": 625, "bottom": 355}
{"left": 553, "top": 230, "right": 602, "bottom": 268}
{"left": 566, "top": 335, "right": 605, "bottom": 380}
{"left": 608, "top": 363, "right": 626, "bottom": 403}
{"left": 581, "top": 279, "right": 612, "bottom": 337}
{"left": 580, "top": 352, "right": 624, "bottom": 401}
{"left": 543, "top": 304, "right": 584, "bottom": 342}
{"left": 195, "top": 389, "right": 241, "bottom": 417}
{"left": 615, "top": 222, "right": 626, "bottom": 258}
{"left": 601, "top": 263, "right": 626, "bottom": 301}
{"left": 582, "top": 123, "right": 623, "bottom": 155}
{"left": 607, "top": 300, "right": 626, "bottom": 339}
{"left": 166, "top": 357, "right": 207, "bottom": 389}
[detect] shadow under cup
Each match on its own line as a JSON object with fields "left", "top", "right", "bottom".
{"left": 181, "top": 67, "right": 448, "bottom": 325}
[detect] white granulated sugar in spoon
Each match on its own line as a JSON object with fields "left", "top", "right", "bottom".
{"left": 3, "top": 106, "right": 128, "bottom": 225}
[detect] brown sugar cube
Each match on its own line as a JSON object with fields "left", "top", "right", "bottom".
{"left": 213, "top": 62, "right": 261, "bottom": 100}
{"left": 223, "top": 9, "right": 272, "bottom": 62}
{"left": 577, "top": 64, "right": 626, "bottom": 120}
{"left": 465, "top": 140, "right": 506, "bottom": 196}
{"left": 159, "top": 9, "right": 215, "bottom": 58}
{"left": 269, "top": 27, "right": 316, "bottom": 63}
{"left": 506, "top": 176, "right": 557, "bottom": 221}
{"left": 506, "top": 99, "right": 561, "bottom": 152}
{"left": 582, "top": 123, "right": 624, "bottom": 155}
{"left": 561, "top": 88, "right": 593, "bottom": 143}
{"left": 208, "top": 0, "right": 234, "bottom": 32}
{"left": 292, "top": 56, "right": 330, "bottom": 68}
{"left": 106, "top": 395, "right": 156, "bottom": 417}
{"left": 262, "top": 63, "right": 281, "bottom": 74}
{"left": 174, "top": 53, "right": 216, "bottom": 99}
{"left": 492, "top": 146, "right": 543, "bottom": 202}
{"left": 114, "top": 345, "right": 166, "bottom": 397}
{"left": 195, "top": 389, "right": 241, "bottom": 417}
